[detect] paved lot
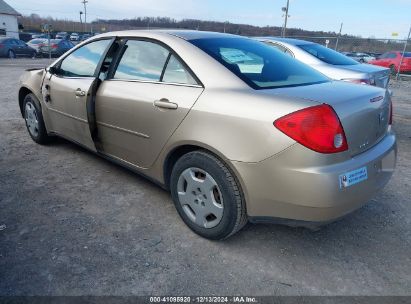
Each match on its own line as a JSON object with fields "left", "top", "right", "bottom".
{"left": 0, "top": 58, "right": 410, "bottom": 296}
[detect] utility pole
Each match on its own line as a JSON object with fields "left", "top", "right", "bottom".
{"left": 397, "top": 24, "right": 411, "bottom": 80}
{"left": 79, "top": 11, "right": 83, "bottom": 31}
{"left": 335, "top": 22, "right": 343, "bottom": 51}
{"left": 82, "top": 0, "right": 88, "bottom": 33}
{"left": 281, "top": 0, "right": 290, "bottom": 37}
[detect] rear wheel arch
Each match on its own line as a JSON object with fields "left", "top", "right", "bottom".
{"left": 163, "top": 144, "right": 245, "bottom": 195}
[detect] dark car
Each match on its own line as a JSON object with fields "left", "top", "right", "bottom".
{"left": 38, "top": 39, "right": 74, "bottom": 57}
{"left": 0, "top": 38, "right": 37, "bottom": 58}
{"left": 80, "top": 34, "right": 92, "bottom": 41}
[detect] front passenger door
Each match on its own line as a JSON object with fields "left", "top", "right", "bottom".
{"left": 41, "top": 39, "right": 113, "bottom": 151}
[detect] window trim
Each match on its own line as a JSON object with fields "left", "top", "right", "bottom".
{"left": 107, "top": 37, "right": 203, "bottom": 88}
{"left": 51, "top": 37, "right": 115, "bottom": 79}
{"left": 264, "top": 41, "right": 295, "bottom": 58}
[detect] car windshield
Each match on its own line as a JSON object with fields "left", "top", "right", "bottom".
{"left": 298, "top": 43, "right": 359, "bottom": 65}
{"left": 189, "top": 37, "right": 329, "bottom": 90}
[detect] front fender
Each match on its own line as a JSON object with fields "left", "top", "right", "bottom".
{"left": 18, "top": 69, "right": 46, "bottom": 116}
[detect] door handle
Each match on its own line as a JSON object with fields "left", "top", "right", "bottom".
{"left": 153, "top": 98, "right": 178, "bottom": 110}
{"left": 75, "top": 88, "right": 86, "bottom": 97}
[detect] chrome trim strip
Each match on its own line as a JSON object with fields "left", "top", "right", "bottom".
{"left": 96, "top": 121, "right": 150, "bottom": 139}
{"left": 48, "top": 107, "right": 88, "bottom": 123}
{"left": 106, "top": 78, "right": 203, "bottom": 88}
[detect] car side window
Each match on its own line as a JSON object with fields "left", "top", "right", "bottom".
{"left": 58, "top": 39, "right": 111, "bottom": 77}
{"left": 114, "top": 40, "right": 169, "bottom": 81}
{"left": 162, "top": 55, "right": 198, "bottom": 85}
{"left": 387, "top": 53, "right": 397, "bottom": 59}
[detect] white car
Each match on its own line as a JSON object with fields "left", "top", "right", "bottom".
{"left": 27, "top": 38, "right": 48, "bottom": 53}
{"left": 345, "top": 52, "right": 376, "bottom": 63}
{"left": 255, "top": 37, "right": 390, "bottom": 88}
{"left": 69, "top": 33, "right": 80, "bottom": 41}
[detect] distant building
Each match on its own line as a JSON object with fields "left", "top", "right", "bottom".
{"left": 0, "top": 0, "right": 20, "bottom": 38}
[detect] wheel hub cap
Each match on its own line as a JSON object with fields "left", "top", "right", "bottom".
{"left": 25, "top": 101, "right": 39, "bottom": 137}
{"left": 177, "top": 167, "right": 224, "bottom": 229}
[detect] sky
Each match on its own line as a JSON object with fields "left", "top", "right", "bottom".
{"left": 5, "top": 0, "right": 411, "bottom": 39}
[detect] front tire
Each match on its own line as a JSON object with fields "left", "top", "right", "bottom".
{"left": 170, "top": 151, "right": 247, "bottom": 240}
{"left": 23, "top": 93, "right": 52, "bottom": 144}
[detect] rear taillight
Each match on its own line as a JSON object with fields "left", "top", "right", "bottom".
{"left": 274, "top": 104, "right": 348, "bottom": 154}
{"left": 51, "top": 44, "right": 58, "bottom": 49}
{"left": 343, "top": 78, "right": 375, "bottom": 86}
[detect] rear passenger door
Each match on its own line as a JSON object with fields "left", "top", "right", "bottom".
{"left": 95, "top": 39, "right": 204, "bottom": 168}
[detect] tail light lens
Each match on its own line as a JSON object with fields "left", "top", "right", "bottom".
{"left": 51, "top": 44, "right": 58, "bottom": 49}
{"left": 274, "top": 104, "right": 348, "bottom": 154}
{"left": 342, "top": 78, "right": 375, "bottom": 86}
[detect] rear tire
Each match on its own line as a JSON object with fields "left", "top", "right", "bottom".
{"left": 170, "top": 150, "right": 247, "bottom": 240}
{"left": 23, "top": 93, "right": 52, "bottom": 144}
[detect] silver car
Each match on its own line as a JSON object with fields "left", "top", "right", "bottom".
{"left": 255, "top": 37, "right": 390, "bottom": 88}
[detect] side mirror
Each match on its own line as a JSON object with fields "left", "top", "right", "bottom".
{"left": 48, "top": 66, "right": 59, "bottom": 75}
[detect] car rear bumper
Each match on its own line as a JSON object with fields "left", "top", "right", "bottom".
{"left": 232, "top": 130, "right": 397, "bottom": 222}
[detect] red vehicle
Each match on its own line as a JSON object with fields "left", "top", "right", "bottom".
{"left": 369, "top": 51, "right": 411, "bottom": 74}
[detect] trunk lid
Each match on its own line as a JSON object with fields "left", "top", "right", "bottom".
{"left": 341, "top": 64, "right": 391, "bottom": 88}
{"left": 267, "top": 81, "right": 391, "bottom": 156}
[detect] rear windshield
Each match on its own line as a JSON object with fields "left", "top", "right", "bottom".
{"left": 404, "top": 52, "right": 411, "bottom": 58}
{"left": 189, "top": 37, "right": 329, "bottom": 90}
{"left": 298, "top": 43, "right": 359, "bottom": 65}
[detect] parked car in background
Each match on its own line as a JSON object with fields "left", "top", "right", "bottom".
{"left": 70, "top": 33, "right": 80, "bottom": 41}
{"left": 0, "top": 38, "right": 36, "bottom": 58}
{"left": 80, "top": 34, "right": 92, "bottom": 41}
{"left": 38, "top": 39, "right": 74, "bottom": 57}
{"left": 366, "top": 52, "right": 382, "bottom": 59}
{"left": 27, "top": 38, "right": 48, "bottom": 54}
{"left": 345, "top": 52, "right": 376, "bottom": 63}
{"left": 255, "top": 37, "right": 391, "bottom": 88}
{"left": 18, "top": 30, "right": 396, "bottom": 239}
{"left": 369, "top": 51, "right": 411, "bottom": 74}
{"left": 55, "top": 32, "right": 69, "bottom": 40}
{"left": 32, "top": 34, "right": 49, "bottom": 39}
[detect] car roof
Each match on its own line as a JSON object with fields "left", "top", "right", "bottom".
{"left": 254, "top": 37, "right": 314, "bottom": 46}
{"left": 95, "top": 29, "right": 239, "bottom": 41}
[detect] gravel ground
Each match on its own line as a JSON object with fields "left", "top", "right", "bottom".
{"left": 0, "top": 58, "right": 410, "bottom": 296}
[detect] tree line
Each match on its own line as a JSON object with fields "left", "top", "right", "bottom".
{"left": 18, "top": 14, "right": 409, "bottom": 53}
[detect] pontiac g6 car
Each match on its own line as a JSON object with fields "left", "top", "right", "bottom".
{"left": 18, "top": 31, "right": 396, "bottom": 239}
